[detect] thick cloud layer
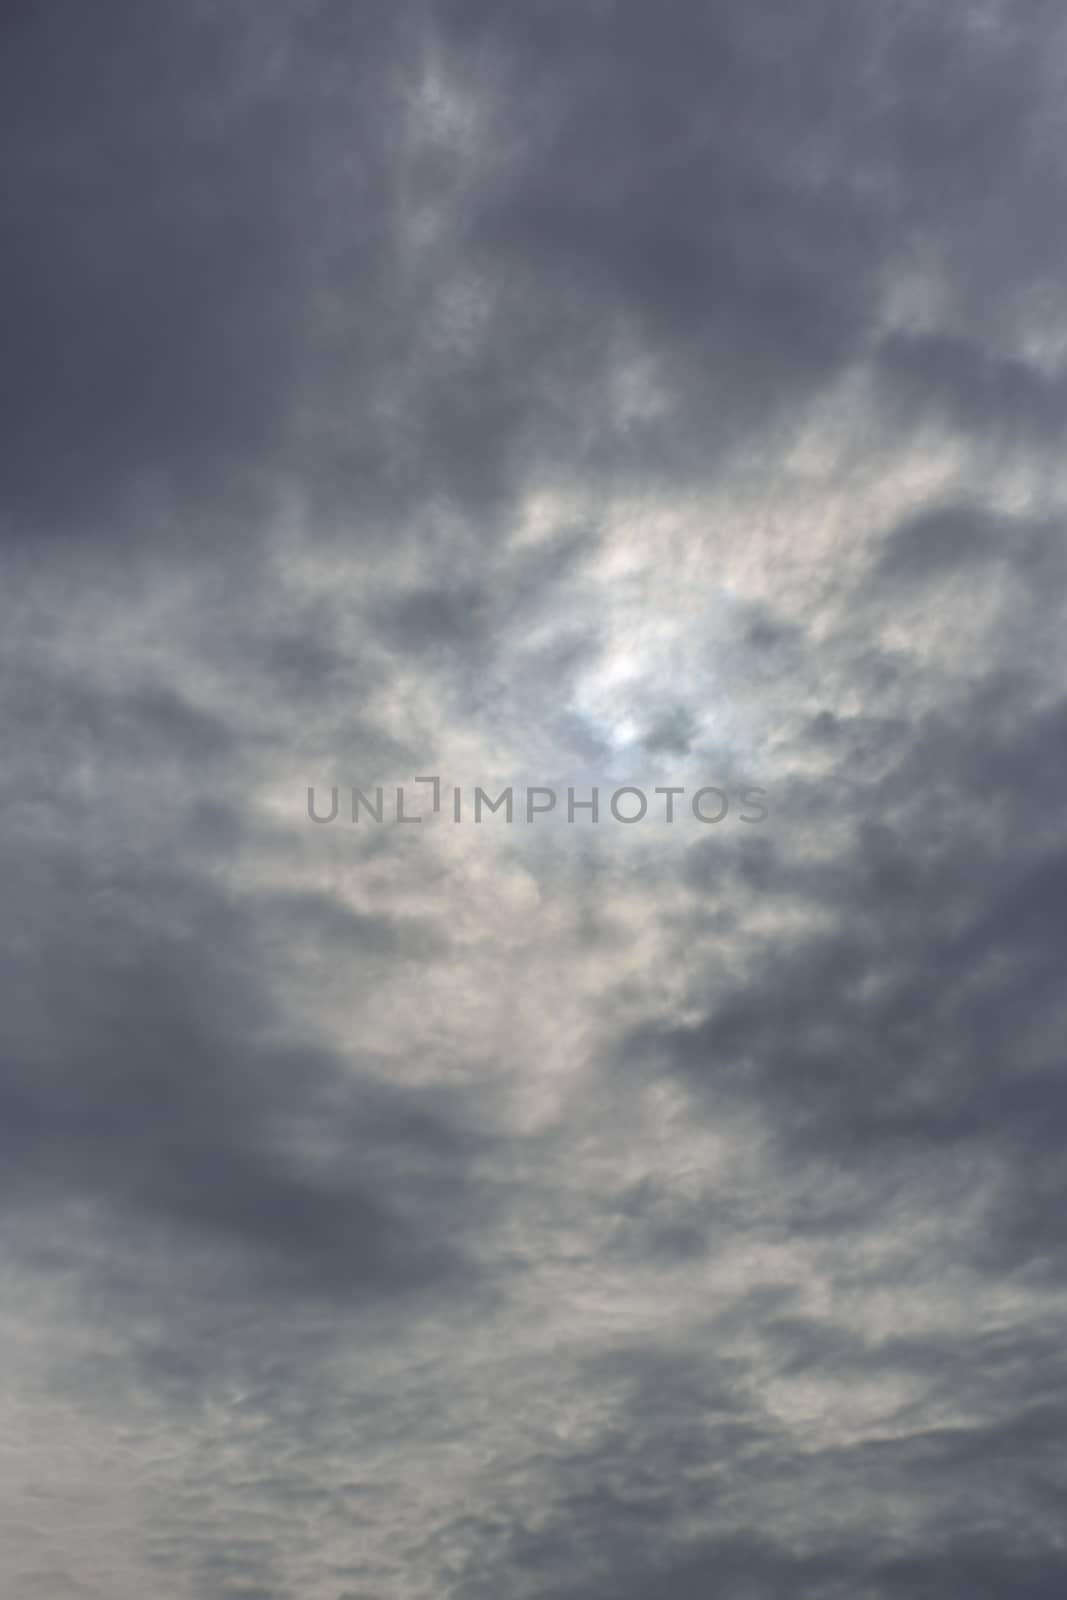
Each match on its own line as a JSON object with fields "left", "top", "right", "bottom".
{"left": 3, "top": 3, "right": 1067, "bottom": 1597}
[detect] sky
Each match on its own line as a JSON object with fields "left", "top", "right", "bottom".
{"left": 3, "top": 2, "right": 1067, "bottom": 1597}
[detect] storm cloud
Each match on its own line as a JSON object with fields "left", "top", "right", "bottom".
{"left": 3, "top": 2, "right": 1067, "bottom": 1596}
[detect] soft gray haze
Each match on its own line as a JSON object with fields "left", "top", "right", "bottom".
{"left": 3, "top": 3, "right": 1067, "bottom": 1597}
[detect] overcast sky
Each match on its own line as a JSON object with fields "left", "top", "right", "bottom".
{"left": 3, "top": 3, "right": 1067, "bottom": 1597}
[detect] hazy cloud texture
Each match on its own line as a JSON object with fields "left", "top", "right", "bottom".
{"left": 3, "top": 3, "right": 1067, "bottom": 1597}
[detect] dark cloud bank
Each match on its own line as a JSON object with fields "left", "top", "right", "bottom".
{"left": 3, "top": 3, "right": 1067, "bottom": 1596}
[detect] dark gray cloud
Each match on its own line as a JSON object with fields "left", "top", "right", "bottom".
{"left": 3, "top": 1, "right": 1067, "bottom": 1596}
